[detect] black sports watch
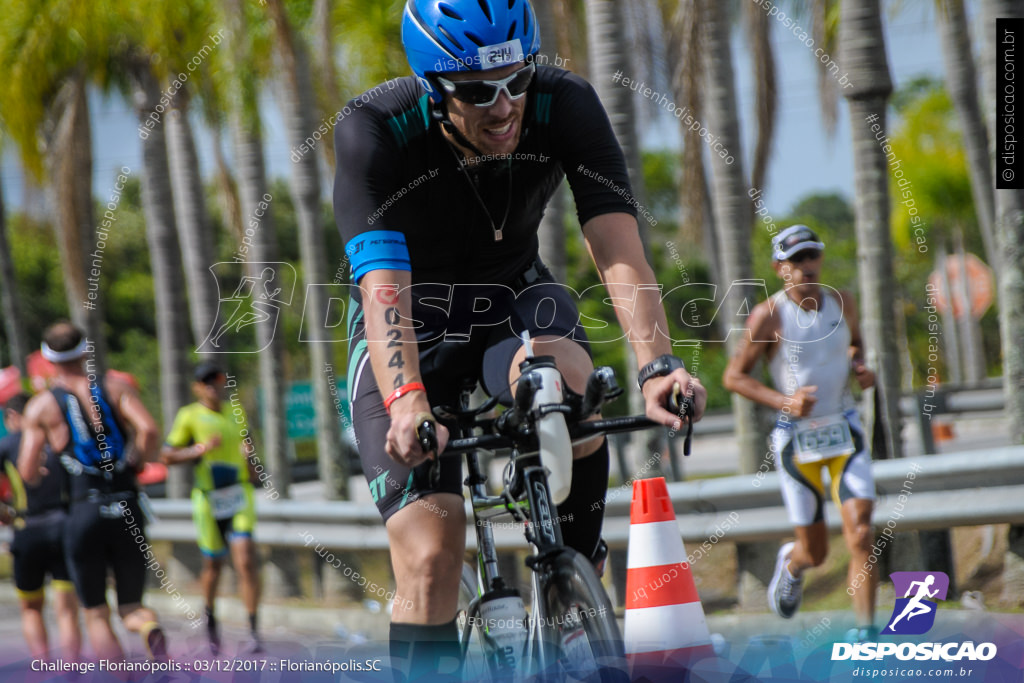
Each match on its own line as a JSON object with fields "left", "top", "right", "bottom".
{"left": 637, "top": 354, "right": 685, "bottom": 390}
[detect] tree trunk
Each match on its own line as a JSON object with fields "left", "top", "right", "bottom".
{"left": 313, "top": 0, "right": 342, "bottom": 172}
{"left": 936, "top": 245, "right": 963, "bottom": 384}
{"left": 225, "top": 0, "right": 292, "bottom": 498}
{"left": 166, "top": 87, "right": 222, "bottom": 347}
{"left": 584, "top": 0, "right": 646, "bottom": 218}
{"left": 584, "top": 0, "right": 659, "bottom": 475}
{"left": 744, "top": 0, "right": 778, "bottom": 195}
{"left": 132, "top": 65, "right": 192, "bottom": 498}
{"left": 0, "top": 177, "right": 28, "bottom": 374}
{"left": 982, "top": 0, "right": 1024, "bottom": 607}
{"left": 266, "top": 0, "right": 348, "bottom": 500}
{"left": 937, "top": 0, "right": 998, "bottom": 272}
{"left": 538, "top": 183, "right": 568, "bottom": 283}
{"left": 533, "top": 0, "right": 568, "bottom": 283}
{"left": 46, "top": 74, "right": 107, "bottom": 372}
{"left": 840, "top": 0, "right": 903, "bottom": 460}
{"left": 701, "top": 0, "right": 761, "bottom": 474}
{"left": 982, "top": 0, "right": 1024, "bottom": 446}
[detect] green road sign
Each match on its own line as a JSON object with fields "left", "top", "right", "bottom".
{"left": 284, "top": 379, "right": 349, "bottom": 441}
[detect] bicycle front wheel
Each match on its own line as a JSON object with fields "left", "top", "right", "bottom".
{"left": 536, "top": 549, "right": 628, "bottom": 683}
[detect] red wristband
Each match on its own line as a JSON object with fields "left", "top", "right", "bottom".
{"left": 384, "top": 382, "right": 426, "bottom": 414}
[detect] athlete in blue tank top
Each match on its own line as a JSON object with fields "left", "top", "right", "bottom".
{"left": 18, "top": 322, "right": 169, "bottom": 662}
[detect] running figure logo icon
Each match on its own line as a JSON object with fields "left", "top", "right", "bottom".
{"left": 882, "top": 571, "right": 950, "bottom": 635}
{"left": 198, "top": 262, "right": 297, "bottom": 353}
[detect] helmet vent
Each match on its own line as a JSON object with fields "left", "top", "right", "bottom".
{"left": 438, "top": 4, "right": 464, "bottom": 20}
{"left": 437, "top": 25, "right": 465, "bottom": 51}
{"left": 477, "top": 0, "right": 493, "bottom": 23}
{"left": 523, "top": 6, "right": 531, "bottom": 36}
{"left": 508, "top": 0, "right": 515, "bottom": 8}
{"left": 506, "top": 21, "right": 517, "bottom": 41}
{"left": 464, "top": 31, "right": 485, "bottom": 47}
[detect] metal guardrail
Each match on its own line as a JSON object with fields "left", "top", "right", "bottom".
{"left": 686, "top": 386, "right": 1005, "bottom": 437}
{"left": 141, "top": 446, "right": 1024, "bottom": 551}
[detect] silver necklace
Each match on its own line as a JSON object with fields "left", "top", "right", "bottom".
{"left": 447, "top": 142, "right": 513, "bottom": 242}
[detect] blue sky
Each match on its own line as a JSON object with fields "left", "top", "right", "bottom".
{"left": 1, "top": 3, "right": 955, "bottom": 220}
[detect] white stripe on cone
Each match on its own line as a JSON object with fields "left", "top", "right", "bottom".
{"left": 627, "top": 519, "right": 687, "bottom": 569}
{"left": 624, "top": 602, "right": 711, "bottom": 654}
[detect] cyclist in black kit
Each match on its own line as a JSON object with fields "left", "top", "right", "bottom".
{"left": 18, "top": 322, "right": 168, "bottom": 661}
{"left": 0, "top": 392, "right": 80, "bottom": 660}
{"left": 334, "top": 0, "right": 706, "bottom": 678}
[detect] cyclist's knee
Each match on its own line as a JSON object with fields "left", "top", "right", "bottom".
{"left": 511, "top": 336, "right": 592, "bottom": 393}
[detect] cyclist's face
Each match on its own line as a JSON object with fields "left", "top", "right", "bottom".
{"left": 442, "top": 62, "right": 528, "bottom": 158}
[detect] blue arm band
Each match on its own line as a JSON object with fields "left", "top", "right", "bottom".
{"left": 346, "top": 231, "right": 412, "bottom": 282}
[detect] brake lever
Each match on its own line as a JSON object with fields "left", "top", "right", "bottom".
{"left": 416, "top": 417, "right": 440, "bottom": 488}
{"left": 670, "top": 383, "right": 695, "bottom": 456}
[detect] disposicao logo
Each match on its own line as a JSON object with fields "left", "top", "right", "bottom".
{"left": 831, "top": 571, "right": 997, "bottom": 662}
{"left": 883, "top": 571, "right": 949, "bottom": 635}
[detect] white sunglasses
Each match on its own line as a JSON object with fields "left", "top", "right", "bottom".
{"left": 436, "top": 63, "right": 536, "bottom": 107}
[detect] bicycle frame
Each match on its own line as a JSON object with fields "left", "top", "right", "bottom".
{"left": 433, "top": 358, "right": 694, "bottom": 679}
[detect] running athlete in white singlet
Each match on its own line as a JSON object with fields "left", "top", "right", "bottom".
{"left": 723, "top": 225, "right": 879, "bottom": 642}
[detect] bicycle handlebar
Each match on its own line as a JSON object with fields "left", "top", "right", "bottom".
{"left": 417, "top": 363, "right": 696, "bottom": 465}
{"left": 440, "top": 414, "right": 660, "bottom": 456}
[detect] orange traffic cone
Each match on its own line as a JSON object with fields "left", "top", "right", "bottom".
{"left": 625, "top": 477, "right": 714, "bottom": 678}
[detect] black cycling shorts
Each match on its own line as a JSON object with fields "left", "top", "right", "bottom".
{"left": 11, "top": 512, "right": 72, "bottom": 597}
{"left": 64, "top": 497, "right": 148, "bottom": 609}
{"left": 350, "top": 268, "right": 591, "bottom": 522}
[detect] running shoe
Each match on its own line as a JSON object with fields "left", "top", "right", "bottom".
{"left": 242, "top": 634, "right": 264, "bottom": 655}
{"left": 845, "top": 626, "right": 880, "bottom": 643}
{"left": 206, "top": 612, "right": 221, "bottom": 656}
{"left": 144, "top": 625, "right": 169, "bottom": 661}
{"left": 768, "top": 541, "right": 803, "bottom": 619}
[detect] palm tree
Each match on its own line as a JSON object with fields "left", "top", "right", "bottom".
{"left": 839, "top": 0, "right": 903, "bottom": 459}
{"left": 584, "top": 0, "right": 663, "bottom": 475}
{"left": 534, "top": 0, "right": 568, "bottom": 283}
{"left": 982, "top": 0, "right": 1024, "bottom": 609}
{"left": 584, "top": 0, "right": 646, "bottom": 210}
{"left": 700, "top": 0, "right": 762, "bottom": 473}
{"left": 223, "top": 0, "right": 292, "bottom": 497}
{"left": 135, "top": 0, "right": 224, "bottom": 348}
{"left": 129, "top": 61, "right": 193, "bottom": 498}
{"left": 0, "top": 4, "right": 109, "bottom": 371}
{"left": 0, "top": 167, "right": 28, "bottom": 374}
{"left": 980, "top": 0, "right": 1024, "bottom": 447}
{"left": 744, "top": 0, "right": 778, "bottom": 196}
{"left": 936, "top": 0, "right": 997, "bottom": 271}
{"left": 312, "top": 0, "right": 343, "bottom": 172}
{"left": 166, "top": 86, "right": 222, "bottom": 345}
{"left": 265, "top": 0, "right": 349, "bottom": 499}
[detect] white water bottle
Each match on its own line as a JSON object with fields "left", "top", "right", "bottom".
{"left": 478, "top": 590, "right": 529, "bottom": 674}
{"left": 534, "top": 364, "right": 572, "bottom": 505}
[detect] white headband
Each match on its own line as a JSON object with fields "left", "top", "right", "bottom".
{"left": 41, "top": 339, "right": 89, "bottom": 363}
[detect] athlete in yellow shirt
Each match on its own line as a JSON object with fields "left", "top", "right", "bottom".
{"left": 162, "top": 361, "right": 262, "bottom": 655}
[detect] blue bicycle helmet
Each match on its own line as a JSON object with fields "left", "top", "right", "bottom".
{"left": 403, "top": 0, "right": 541, "bottom": 102}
